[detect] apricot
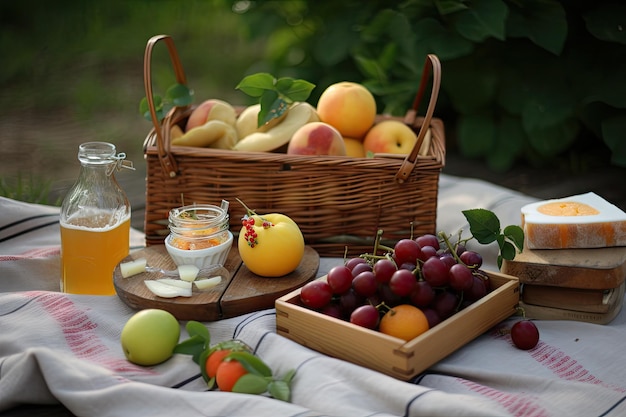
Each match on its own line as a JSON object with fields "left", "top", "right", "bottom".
{"left": 362, "top": 120, "right": 418, "bottom": 155}
{"left": 287, "top": 122, "right": 346, "bottom": 156}
{"left": 316, "top": 82, "right": 376, "bottom": 139}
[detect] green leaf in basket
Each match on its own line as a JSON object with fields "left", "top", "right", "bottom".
{"left": 166, "top": 83, "right": 193, "bottom": 107}
{"left": 276, "top": 78, "right": 316, "bottom": 102}
{"left": 139, "top": 95, "right": 164, "bottom": 121}
{"left": 258, "top": 94, "right": 289, "bottom": 127}
{"left": 236, "top": 73, "right": 277, "bottom": 97}
{"left": 237, "top": 72, "right": 316, "bottom": 128}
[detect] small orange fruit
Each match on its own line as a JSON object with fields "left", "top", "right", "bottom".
{"left": 205, "top": 349, "right": 232, "bottom": 379}
{"left": 215, "top": 360, "right": 249, "bottom": 392}
{"left": 379, "top": 304, "right": 429, "bottom": 341}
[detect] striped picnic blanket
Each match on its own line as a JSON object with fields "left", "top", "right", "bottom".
{"left": 1, "top": 175, "right": 625, "bottom": 417}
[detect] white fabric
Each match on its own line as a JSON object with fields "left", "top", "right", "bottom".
{"left": 1, "top": 175, "right": 626, "bottom": 417}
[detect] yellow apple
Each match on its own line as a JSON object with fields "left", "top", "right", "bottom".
{"left": 343, "top": 137, "right": 366, "bottom": 157}
{"left": 186, "top": 99, "right": 237, "bottom": 131}
{"left": 237, "top": 200, "right": 304, "bottom": 277}
{"left": 362, "top": 120, "right": 418, "bottom": 155}
{"left": 287, "top": 122, "right": 347, "bottom": 156}
{"left": 120, "top": 309, "right": 180, "bottom": 366}
{"left": 316, "top": 82, "right": 377, "bottom": 139}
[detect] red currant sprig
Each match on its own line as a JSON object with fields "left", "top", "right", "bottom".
{"left": 242, "top": 216, "right": 258, "bottom": 248}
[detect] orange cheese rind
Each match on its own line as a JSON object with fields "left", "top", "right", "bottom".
{"left": 521, "top": 192, "right": 626, "bottom": 249}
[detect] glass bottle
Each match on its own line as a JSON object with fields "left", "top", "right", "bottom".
{"left": 60, "top": 142, "right": 134, "bottom": 295}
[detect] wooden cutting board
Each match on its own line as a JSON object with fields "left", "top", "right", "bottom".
{"left": 114, "top": 244, "right": 319, "bottom": 321}
{"left": 501, "top": 246, "right": 626, "bottom": 290}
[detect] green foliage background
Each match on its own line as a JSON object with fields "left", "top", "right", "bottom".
{"left": 234, "top": 0, "right": 626, "bottom": 172}
{"left": 0, "top": 0, "right": 624, "bottom": 204}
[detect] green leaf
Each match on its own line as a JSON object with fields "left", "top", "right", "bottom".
{"left": 354, "top": 55, "right": 388, "bottom": 84}
{"left": 582, "top": 60, "right": 626, "bottom": 108}
{"left": 268, "top": 380, "right": 291, "bottom": 402}
{"left": 259, "top": 94, "right": 289, "bottom": 127}
{"left": 583, "top": 4, "right": 626, "bottom": 45}
{"left": 281, "top": 368, "right": 297, "bottom": 384}
{"left": 503, "top": 224, "right": 524, "bottom": 252}
{"left": 279, "top": 79, "right": 316, "bottom": 102}
{"left": 414, "top": 18, "right": 474, "bottom": 60}
{"left": 456, "top": 114, "right": 496, "bottom": 158}
{"left": 521, "top": 84, "right": 576, "bottom": 132}
{"left": 313, "top": 17, "right": 359, "bottom": 66}
{"left": 139, "top": 95, "right": 164, "bottom": 121}
{"left": 462, "top": 208, "right": 501, "bottom": 244}
{"left": 443, "top": 58, "right": 498, "bottom": 113}
{"left": 173, "top": 334, "right": 207, "bottom": 362}
{"left": 274, "top": 77, "right": 293, "bottom": 94}
{"left": 500, "top": 240, "right": 517, "bottom": 261}
{"left": 236, "top": 73, "right": 276, "bottom": 97}
{"left": 186, "top": 320, "right": 210, "bottom": 343}
{"left": 449, "top": 0, "right": 508, "bottom": 42}
{"left": 486, "top": 115, "right": 526, "bottom": 172}
{"left": 435, "top": 0, "right": 469, "bottom": 15}
{"left": 526, "top": 118, "right": 579, "bottom": 157}
{"left": 378, "top": 42, "right": 399, "bottom": 71}
{"left": 226, "top": 351, "right": 273, "bottom": 377}
{"left": 506, "top": 0, "right": 567, "bottom": 55}
{"left": 165, "top": 83, "right": 193, "bottom": 107}
{"left": 198, "top": 347, "right": 212, "bottom": 382}
{"left": 232, "top": 374, "right": 270, "bottom": 395}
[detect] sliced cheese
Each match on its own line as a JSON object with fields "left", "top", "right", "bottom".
{"left": 119, "top": 258, "right": 147, "bottom": 278}
{"left": 521, "top": 192, "right": 626, "bottom": 249}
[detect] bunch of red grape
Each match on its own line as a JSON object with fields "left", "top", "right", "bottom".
{"left": 299, "top": 233, "right": 492, "bottom": 331}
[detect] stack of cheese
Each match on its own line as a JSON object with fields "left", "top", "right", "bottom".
{"left": 502, "top": 192, "right": 626, "bottom": 324}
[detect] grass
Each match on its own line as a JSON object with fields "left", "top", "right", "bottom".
{"left": 0, "top": 175, "right": 61, "bottom": 206}
{"left": 0, "top": 1, "right": 265, "bottom": 203}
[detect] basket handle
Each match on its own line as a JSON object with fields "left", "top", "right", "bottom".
{"left": 394, "top": 54, "right": 441, "bottom": 183}
{"left": 143, "top": 34, "right": 188, "bottom": 178}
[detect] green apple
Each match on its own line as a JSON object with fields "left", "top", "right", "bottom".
{"left": 120, "top": 309, "right": 180, "bottom": 366}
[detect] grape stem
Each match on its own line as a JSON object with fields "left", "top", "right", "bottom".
{"left": 358, "top": 229, "right": 395, "bottom": 264}
{"left": 437, "top": 231, "right": 472, "bottom": 267}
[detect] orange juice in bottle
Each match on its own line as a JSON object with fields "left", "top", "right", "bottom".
{"left": 60, "top": 142, "right": 133, "bottom": 295}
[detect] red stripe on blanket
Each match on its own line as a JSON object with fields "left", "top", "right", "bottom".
{"left": 493, "top": 327, "right": 626, "bottom": 393}
{"left": 0, "top": 247, "right": 60, "bottom": 260}
{"left": 457, "top": 378, "right": 549, "bottom": 417}
{"left": 27, "top": 291, "right": 155, "bottom": 376}
{"left": 529, "top": 342, "right": 626, "bottom": 393}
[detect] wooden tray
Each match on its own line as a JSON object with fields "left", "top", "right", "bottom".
{"left": 114, "top": 244, "right": 319, "bottom": 321}
{"left": 276, "top": 270, "right": 519, "bottom": 380}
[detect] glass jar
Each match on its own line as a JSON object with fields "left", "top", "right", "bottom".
{"left": 167, "top": 201, "right": 230, "bottom": 250}
{"left": 59, "top": 142, "right": 134, "bottom": 295}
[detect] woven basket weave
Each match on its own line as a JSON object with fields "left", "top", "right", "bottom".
{"left": 142, "top": 34, "right": 445, "bottom": 257}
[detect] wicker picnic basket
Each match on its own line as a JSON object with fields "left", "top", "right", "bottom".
{"left": 142, "top": 34, "right": 445, "bottom": 257}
